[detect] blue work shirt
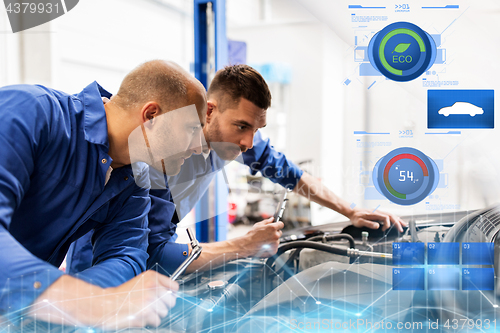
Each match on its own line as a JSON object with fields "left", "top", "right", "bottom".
{"left": 68, "top": 131, "right": 303, "bottom": 275}
{"left": 0, "top": 82, "right": 150, "bottom": 317}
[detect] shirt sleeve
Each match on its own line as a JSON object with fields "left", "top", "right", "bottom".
{"left": 65, "top": 232, "right": 94, "bottom": 275}
{"left": 242, "top": 131, "right": 304, "bottom": 190}
{"left": 146, "top": 188, "right": 188, "bottom": 274}
{"left": 73, "top": 182, "right": 151, "bottom": 288}
{"left": 0, "top": 90, "right": 64, "bottom": 316}
{"left": 148, "top": 188, "right": 178, "bottom": 247}
{"left": 148, "top": 241, "right": 189, "bottom": 275}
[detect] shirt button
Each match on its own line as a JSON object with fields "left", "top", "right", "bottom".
{"left": 124, "top": 176, "right": 129, "bottom": 181}
{"left": 33, "top": 281, "right": 42, "bottom": 289}
{"left": 101, "top": 158, "right": 107, "bottom": 164}
{"left": 183, "top": 251, "right": 188, "bottom": 256}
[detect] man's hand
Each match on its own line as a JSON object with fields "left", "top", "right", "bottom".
{"left": 183, "top": 217, "right": 284, "bottom": 273}
{"left": 102, "top": 270, "right": 178, "bottom": 328}
{"left": 236, "top": 217, "right": 284, "bottom": 258}
{"left": 293, "top": 172, "right": 405, "bottom": 232}
{"left": 30, "top": 270, "right": 178, "bottom": 329}
{"left": 347, "top": 207, "right": 406, "bottom": 232}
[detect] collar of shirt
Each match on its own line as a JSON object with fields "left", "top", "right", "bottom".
{"left": 76, "top": 81, "right": 113, "bottom": 150}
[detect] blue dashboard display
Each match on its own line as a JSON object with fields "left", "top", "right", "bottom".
{"left": 392, "top": 242, "right": 425, "bottom": 265}
{"left": 373, "top": 147, "right": 439, "bottom": 206}
{"left": 428, "top": 267, "right": 460, "bottom": 290}
{"left": 428, "top": 90, "right": 494, "bottom": 129}
{"left": 368, "top": 22, "right": 436, "bottom": 82}
{"left": 427, "top": 242, "right": 459, "bottom": 265}
{"left": 462, "top": 268, "right": 495, "bottom": 291}
{"left": 462, "top": 243, "right": 494, "bottom": 265}
{"left": 393, "top": 268, "right": 425, "bottom": 290}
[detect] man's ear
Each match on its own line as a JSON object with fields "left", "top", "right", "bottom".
{"left": 141, "top": 102, "right": 161, "bottom": 124}
{"left": 206, "top": 100, "right": 217, "bottom": 124}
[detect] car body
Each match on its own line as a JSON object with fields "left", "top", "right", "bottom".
{"left": 438, "top": 102, "right": 484, "bottom": 117}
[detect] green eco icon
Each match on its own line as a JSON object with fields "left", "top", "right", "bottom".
{"left": 392, "top": 43, "right": 411, "bottom": 53}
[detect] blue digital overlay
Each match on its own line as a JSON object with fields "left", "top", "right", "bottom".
{"left": 428, "top": 90, "right": 494, "bottom": 129}
{"left": 393, "top": 242, "right": 425, "bottom": 265}
{"left": 388, "top": 158, "right": 424, "bottom": 195}
{"left": 422, "top": 5, "right": 459, "bottom": 9}
{"left": 393, "top": 268, "right": 425, "bottom": 290}
{"left": 373, "top": 147, "right": 439, "bottom": 206}
{"left": 462, "top": 242, "right": 494, "bottom": 265}
{"left": 348, "top": 5, "right": 385, "bottom": 9}
{"left": 428, "top": 267, "right": 460, "bottom": 290}
{"left": 427, "top": 242, "right": 459, "bottom": 265}
{"left": 228, "top": 40, "right": 247, "bottom": 65}
{"left": 368, "top": 22, "right": 436, "bottom": 82}
{"left": 359, "top": 63, "right": 382, "bottom": 76}
{"left": 462, "top": 268, "right": 494, "bottom": 291}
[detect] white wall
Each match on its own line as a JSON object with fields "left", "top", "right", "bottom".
{"left": 52, "top": 0, "right": 193, "bottom": 93}
{"left": 0, "top": 6, "right": 21, "bottom": 86}
{"left": 0, "top": 0, "right": 194, "bottom": 94}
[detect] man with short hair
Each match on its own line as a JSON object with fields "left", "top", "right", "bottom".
{"left": 0, "top": 60, "right": 205, "bottom": 328}
{"left": 163, "top": 64, "right": 406, "bottom": 273}
{"left": 69, "top": 64, "right": 405, "bottom": 277}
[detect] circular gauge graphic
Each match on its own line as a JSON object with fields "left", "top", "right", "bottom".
{"left": 367, "top": 22, "right": 436, "bottom": 82}
{"left": 373, "top": 147, "right": 439, "bottom": 205}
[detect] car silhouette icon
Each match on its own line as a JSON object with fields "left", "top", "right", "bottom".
{"left": 438, "top": 102, "right": 484, "bottom": 117}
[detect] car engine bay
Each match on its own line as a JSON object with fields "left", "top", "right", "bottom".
{"left": 11, "top": 205, "right": 500, "bottom": 333}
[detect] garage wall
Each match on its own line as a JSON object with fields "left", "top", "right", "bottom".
{"left": 0, "top": 0, "right": 194, "bottom": 94}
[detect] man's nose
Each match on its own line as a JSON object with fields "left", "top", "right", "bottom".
{"left": 189, "top": 132, "right": 203, "bottom": 154}
{"left": 240, "top": 132, "right": 254, "bottom": 151}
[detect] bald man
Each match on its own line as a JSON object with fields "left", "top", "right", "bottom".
{"left": 0, "top": 60, "right": 205, "bottom": 329}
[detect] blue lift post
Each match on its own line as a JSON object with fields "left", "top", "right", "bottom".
{"left": 193, "top": 0, "right": 228, "bottom": 243}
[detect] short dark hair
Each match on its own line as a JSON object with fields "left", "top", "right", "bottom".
{"left": 208, "top": 64, "right": 271, "bottom": 111}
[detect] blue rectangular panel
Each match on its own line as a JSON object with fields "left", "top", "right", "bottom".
{"left": 437, "top": 173, "right": 448, "bottom": 188}
{"left": 434, "top": 48, "right": 446, "bottom": 64}
{"left": 428, "top": 242, "right": 459, "bottom": 265}
{"left": 430, "top": 34, "right": 441, "bottom": 47}
{"left": 359, "top": 63, "right": 382, "bottom": 76}
{"left": 428, "top": 267, "right": 460, "bottom": 290}
{"left": 462, "top": 243, "right": 494, "bottom": 265}
{"left": 228, "top": 40, "right": 247, "bottom": 65}
{"left": 462, "top": 268, "right": 494, "bottom": 291}
{"left": 434, "top": 159, "right": 443, "bottom": 172}
{"left": 428, "top": 90, "right": 494, "bottom": 129}
{"left": 393, "top": 268, "right": 425, "bottom": 290}
{"left": 393, "top": 243, "right": 425, "bottom": 265}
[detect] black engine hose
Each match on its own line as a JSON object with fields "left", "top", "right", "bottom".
{"left": 262, "top": 242, "right": 349, "bottom": 296}
{"left": 306, "top": 233, "right": 356, "bottom": 249}
{"left": 275, "top": 234, "right": 356, "bottom": 279}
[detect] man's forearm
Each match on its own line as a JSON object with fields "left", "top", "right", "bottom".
{"left": 293, "top": 172, "right": 355, "bottom": 219}
{"left": 292, "top": 171, "right": 405, "bottom": 231}
{"left": 183, "top": 217, "right": 282, "bottom": 273}
{"left": 30, "top": 275, "right": 108, "bottom": 326}
{"left": 31, "top": 271, "right": 178, "bottom": 328}
{"left": 185, "top": 239, "right": 245, "bottom": 273}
